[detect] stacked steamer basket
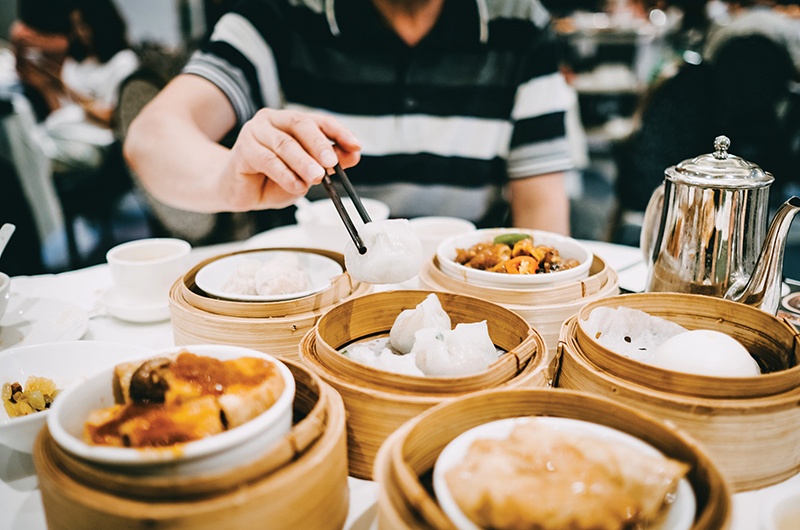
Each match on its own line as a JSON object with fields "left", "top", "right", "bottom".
{"left": 299, "top": 290, "right": 548, "bottom": 479}
{"left": 169, "top": 248, "right": 371, "bottom": 361}
{"left": 33, "top": 358, "right": 349, "bottom": 529}
{"left": 556, "top": 293, "right": 800, "bottom": 491}
{"left": 418, "top": 229, "right": 619, "bottom": 357}
{"left": 373, "top": 388, "right": 732, "bottom": 529}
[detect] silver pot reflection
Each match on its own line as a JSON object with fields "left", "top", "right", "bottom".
{"left": 640, "top": 135, "right": 800, "bottom": 314}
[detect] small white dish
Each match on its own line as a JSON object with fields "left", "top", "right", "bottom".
{"left": 48, "top": 344, "right": 295, "bottom": 476}
{"left": 102, "top": 287, "right": 170, "bottom": 323}
{"left": 436, "top": 228, "right": 593, "bottom": 289}
{"left": 195, "top": 250, "right": 343, "bottom": 302}
{"left": 433, "top": 416, "right": 695, "bottom": 530}
{"left": 0, "top": 341, "right": 154, "bottom": 453}
{"left": 0, "top": 296, "right": 88, "bottom": 351}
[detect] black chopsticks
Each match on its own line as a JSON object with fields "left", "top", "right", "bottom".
{"left": 321, "top": 163, "right": 371, "bottom": 254}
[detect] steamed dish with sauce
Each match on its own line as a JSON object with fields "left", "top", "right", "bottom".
{"left": 83, "top": 351, "right": 285, "bottom": 448}
{"left": 582, "top": 307, "right": 761, "bottom": 377}
{"left": 445, "top": 419, "right": 689, "bottom": 530}
{"left": 342, "top": 294, "right": 501, "bottom": 376}
{"left": 344, "top": 219, "right": 423, "bottom": 284}
{"left": 221, "top": 254, "right": 311, "bottom": 296}
{"left": 455, "top": 233, "right": 580, "bottom": 274}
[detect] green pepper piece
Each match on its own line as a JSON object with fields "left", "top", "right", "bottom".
{"left": 493, "top": 233, "right": 530, "bottom": 247}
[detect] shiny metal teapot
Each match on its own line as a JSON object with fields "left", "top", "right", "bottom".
{"left": 641, "top": 135, "right": 800, "bottom": 314}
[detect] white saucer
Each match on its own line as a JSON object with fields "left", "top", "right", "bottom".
{"left": 0, "top": 297, "right": 89, "bottom": 351}
{"left": 102, "top": 288, "right": 170, "bottom": 323}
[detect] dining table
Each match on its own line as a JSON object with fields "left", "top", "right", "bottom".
{"left": 1, "top": 223, "right": 798, "bottom": 530}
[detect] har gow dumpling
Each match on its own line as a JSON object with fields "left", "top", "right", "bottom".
{"left": 389, "top": 293, "right": 452, "bottom": 354}
{"left": 344, "top": 219, "right": 424, "bottom": 284}
{"left": 413, "top": 321, "right": 499, "bottom": 376}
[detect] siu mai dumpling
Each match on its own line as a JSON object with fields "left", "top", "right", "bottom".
{"left": 389, "top": 293, "right": 452, "bottom": 354}
{"left": 344, "top": 219, "right": 423, "bottom": 284}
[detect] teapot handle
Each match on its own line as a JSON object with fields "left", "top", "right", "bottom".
{"left": 640, "top": 183, "right": 665, "bottom": 264}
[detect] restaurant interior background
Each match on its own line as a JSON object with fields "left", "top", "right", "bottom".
{"left": 1, "top": 0, "right": 799, "bottom": 279}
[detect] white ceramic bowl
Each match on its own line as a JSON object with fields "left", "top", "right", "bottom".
{"left": 433, "top": 416, "right": 695, "bottom": 530}
{"left": 195, "top": 250, "right": 343, "bottom": 302}
{"left": 0, "top": 272, "right": 9, "bottom": 321}
{"left": 0, "top": 341, "right": 153, "bottom": 454}
{"left": 436, "top": 228, "right": 593, "bottom": 288}
{"left": 295, "top": 198, "right": 390, "bottom": 252}
{"left": 47, "top": 344, "right": 295, "bottom": 476}
{"left": 409, "top": 217, "right": 476, "bottom": 262}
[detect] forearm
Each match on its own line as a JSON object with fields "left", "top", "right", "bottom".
{"left": 509, "top": 173, "right": 571, "bottom": 235}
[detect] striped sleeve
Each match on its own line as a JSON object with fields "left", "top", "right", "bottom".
{"left": 182, "top": 11, "right": 283, "bottom": 127}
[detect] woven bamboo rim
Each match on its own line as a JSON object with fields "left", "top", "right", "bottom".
{"left": 419, "top": 254, "right": 610, "bottom": 306}
{"left": 373, "top": 387, "right": 731, "bottom": 530}
{"left": 313, "top": 290, "right": 540, "bottom": 394}
{"left": 169, "top": 276, "right": 372, "bottom": 361}
{"left": 33, "top": 361, "right": 350, "bottom": 529}
{"left": 558, "top": 316, "right": 800, "bottom": 491}
{"left": 179, "top": 247, "right": 359, "bottom": 318}
{"left": 37, "top": 359, "right": 327, "bottom": 499}
{"left": 300, "top": 319, "right": 549, "bottom": 480}
{"left": 573, "top": 293, "right": 800, "bottom": 399}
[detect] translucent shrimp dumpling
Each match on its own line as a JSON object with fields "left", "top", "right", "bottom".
{"left": 389, "top": 293, "right": 451, "bottom": 354}
{"left": 414, "top": 321, "right": 499, "bottom": 376}
{"left": 344, "top": 219, "right": 424, "bottom": 284}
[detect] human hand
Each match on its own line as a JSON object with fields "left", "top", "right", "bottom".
{"left": 221, "top": 108, "right": 361, "bottom": 210}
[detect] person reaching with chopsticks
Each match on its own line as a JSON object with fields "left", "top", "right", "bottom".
{"left": 124, "top": 0, "right": 576, "bottom": 234}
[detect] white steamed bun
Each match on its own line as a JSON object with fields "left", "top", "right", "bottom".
{"left": 344, "top": 219, "right": 423, "bottom": 284}
{"left": 651, "top": 329, "right": 761, "bottom": 377}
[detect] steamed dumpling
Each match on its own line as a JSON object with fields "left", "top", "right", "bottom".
{"left": 254, "top": 253, "right": 310, "bottom": 295}
{"left": 389, "top": 293, "right": 451, "bottom": 354}
{"left": 413, "top": 321, "right": 499, "bottom": 376}
{"left": 651, "top": 330, "right": 761, "bottom": 377}
{"left": 221, "top": 258, "right": 261, "bottom": 295}
{"left": 344, "top": 219, "right": 424, "bottom": 284}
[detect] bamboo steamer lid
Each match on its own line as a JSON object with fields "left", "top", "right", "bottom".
{"left": 169, "top": 249, "right": 372, "bottom": 361}
{"left": 33, "top": 359, "right": 350, "bottom": 529}
{"left": 300, "top": 290, "right": 549, "bottom": 479}
{"left": 573, "top": 293, "right": 800, "bottom": 399}
{"left": 557, "top": 315, "right": 800, "bottom": 491}
{"left": 373, "top": 388, "right": 732, "bottom": 530}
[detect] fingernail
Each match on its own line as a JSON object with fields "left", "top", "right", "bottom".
{"left": 321, "top": 149, "right": 338, "bottom": 168}
{"left": 306, "top": 162, "right": 325, "bottom": 180}
{"left": 348, "top": 135, "right": 362, "bottom": 148}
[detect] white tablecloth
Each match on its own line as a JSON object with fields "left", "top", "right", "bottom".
{"left": 0, "top": 228, "right": 797, "bottom": 529}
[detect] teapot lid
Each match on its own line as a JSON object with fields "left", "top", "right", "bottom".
{"left": 665, "top": 135, "right": 774, "bottom": 189}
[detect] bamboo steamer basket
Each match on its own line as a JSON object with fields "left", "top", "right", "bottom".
{"left": 299, "top": 290, "right": 549, "bottom": 479}
{"left": 373, "top": 388, "right": 732, "bottom": 530}
{"left": 557, "top": 294, "right": 800, "bottom": 491}
{"left": 169, "top": 248, "right": 371, "bottom": 361}
{"left": 33, "top": 359, "right": 350, "bottom": 530}
{"left": 419, "top": 255, "right": 619, "bottom": 353}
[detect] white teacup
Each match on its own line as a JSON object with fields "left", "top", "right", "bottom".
{"left": 106, "top": 238, "right": 191, "bottom": 306}
{"left": 409, "top": 216, "right": 477, "bottom": 262}
{"left": 0, "top": 272, "right": 10, "bottom": 321}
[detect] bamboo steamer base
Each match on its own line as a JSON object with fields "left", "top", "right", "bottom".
{"left": 33, "top": 360, "right": 350, "bottom": 530}
{"left": 373, "top": 388, "right": 732, "bottom": 530}
{"left": 557, "top": 316, "right": 800, "bottom": 491}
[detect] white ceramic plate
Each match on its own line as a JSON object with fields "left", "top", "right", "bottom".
{"left": 48, "top": 344, "right": 295, "bottom": 477}
{"left": 0, "top": 341, "right": 153, "bottom": 453}
{"left": 436, "top": 228, "right": 593, "bottom": 289}
{"left": 102, "top": 287, "right": 170, "bottom": 323}
{"left": 195, "top": 251, "right": 343, "bottom": 302}
{"left": 433, "top": 416, "right": 695, "bottom": 530}
{"left": 0, "top": 297, "right": 89, "bottom": 351}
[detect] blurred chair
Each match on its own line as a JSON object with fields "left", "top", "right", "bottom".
{"left": 0, "top": 154, "right": 45, "bottom": 275}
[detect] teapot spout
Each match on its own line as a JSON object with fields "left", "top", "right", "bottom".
{"left": 726, "top": 196, "right": 800, "bottom": 313}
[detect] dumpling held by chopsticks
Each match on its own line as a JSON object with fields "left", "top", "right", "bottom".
{"left": 344, "top": 219, "right": 423, "bottom": 284}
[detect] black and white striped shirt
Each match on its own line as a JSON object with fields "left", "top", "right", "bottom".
{"left": 184, "top": 0, "right": 575, "bottom": 223}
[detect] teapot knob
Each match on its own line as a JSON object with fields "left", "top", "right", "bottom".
{"left": 713, "top": 135, "right": 731, "bottom": 159}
